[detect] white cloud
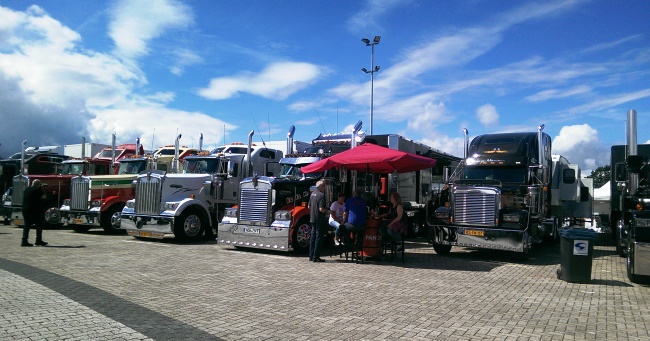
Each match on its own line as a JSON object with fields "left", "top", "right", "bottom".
{"left": 552, "top": 124, "right": 609, "bottom": 173}
{"left": 346, "top": 0, "right": 407, "bottom": 33}
{"left": 0, "top": 5, "right": 232, "bottom": 156}
{"left": 476, "top": 104, "right": 499, "bottom": 127}
{"left": 108, "top": 0, "right": 193, "bottom": 59}
{"left": 525, "top": 85, "right": 592, "bottom": 102}
{"left": 198, "top": 62, "right": 323, "bottom": 100}
{"left": 406, "top": 101, "right": 448, "bottom": 133}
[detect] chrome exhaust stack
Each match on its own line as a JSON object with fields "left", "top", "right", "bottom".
{"left": 627, "top": 109, "right": 638, "bottom": 195}
{"left": 537, "top": 124, "right": 545, "bottom": 165}
{"left": 247, "top": 130, "right": 254, "bottom": 177}
{"left": 287, "top": 125, "right": 295, "bottom": 155}
{"left": 463, "top": 128, "right": 469, "bottom": 159}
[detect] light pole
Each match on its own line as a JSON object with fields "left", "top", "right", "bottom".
{"left": 361, "top": 35, "right": 380, "bottom": 135}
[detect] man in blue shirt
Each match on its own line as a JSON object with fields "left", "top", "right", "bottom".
{"left": 343, "top": 188, "right": 367, "bottom": 248}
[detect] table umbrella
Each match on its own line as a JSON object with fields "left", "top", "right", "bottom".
{"left": 301, "top": 143, "right": 437, "bottom": 174}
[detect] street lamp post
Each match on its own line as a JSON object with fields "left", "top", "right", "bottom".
{"left": 361, "top": 35, "right": 380, "bottom": 135}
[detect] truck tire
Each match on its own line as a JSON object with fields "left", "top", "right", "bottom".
{"left": 432, "top": 244, "right": 452, "bottom": 255}
{"left": 627, "top": 240, "right": 649, "bottom": 284}
{"left": 292, "top": 219, "right": 311, "bottom": 253}
{"left": 174, "top": 208, "right": 205, "bottom": 242}
{"left": 43, "top": 201, "right": 63, "bottom": 229}
{"left": 3, "top": 216, "right": 8, "bottom": 225}
{"left": 101, "top": 204, "right": 125, "bottom": 234}
{"left": 71, "top": 224, "right": 92, "bottom": 233}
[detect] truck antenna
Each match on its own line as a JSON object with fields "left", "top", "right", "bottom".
{"left": 250, "top": 113, "right": 269, "bottom": 149}
{"left": 317, "top": 110, "right": 326, "bottom": 134}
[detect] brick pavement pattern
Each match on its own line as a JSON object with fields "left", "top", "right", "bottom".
{"left": 1, "top": 225, "right": 650, "bottom": 340}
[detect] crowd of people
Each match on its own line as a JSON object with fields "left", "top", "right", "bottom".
{"left": 308, "top": 179, "right": 408, "bottom": 263}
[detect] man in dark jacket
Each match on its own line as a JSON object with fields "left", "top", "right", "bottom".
{"left": 21, "top": 179, "right": 47, "bottom": 247}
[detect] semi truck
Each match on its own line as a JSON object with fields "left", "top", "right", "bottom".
{"left": 610, "top": 110, "right": 650, "bottom": 283}
{"left": 217, "top": 125, "right": 460, "bottom": 253}
{"left": 6, "top": 138, "right": 142, "bottom": 228}
{"left": 59, "top": 136, "right": 185, "bottom": 233}
{"left": 427, "top": 125, "right": 592, "bottom": 259}
{"left": 1, "top": 143, "right": 71, "bottom": 225}
{"left": 119, "top": 131, "right": 284, "bottom": 241}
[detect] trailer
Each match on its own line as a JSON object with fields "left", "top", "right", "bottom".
{"left": 63, "top": 143, "right": 110, "bottom": 159}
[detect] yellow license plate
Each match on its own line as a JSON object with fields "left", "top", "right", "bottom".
{"left": 13, "top": 219, "right": 24, "bottom": 226}
{"left": 464, "top": 229, "right": 484, "bottom": 236}
{"left": 139, "top": 231, "right": 152, "bottom": 237}
{"left": 73, "top": 218, "right": 84, "bottom": 224}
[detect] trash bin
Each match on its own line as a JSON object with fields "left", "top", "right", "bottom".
{"left": 557, "top": 228, "right": 599, "bottom": 283}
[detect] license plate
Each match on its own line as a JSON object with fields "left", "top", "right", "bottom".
{"left": 139, "top": 231, "right": 152, "bottom": 237}
{"left": 73, "top": 218, "right": 84, "bottom": 224}
{"left": 464, "top": 229, "right": 484, "bottom": 237}
{"left": 243, "top": 227, "right": 260, "bottom": 234}
{"left": 127, "top": 230, "right": 165, "bottom": 239}
{"left": 13, "top": 219, "right": 24, "bottom": 226}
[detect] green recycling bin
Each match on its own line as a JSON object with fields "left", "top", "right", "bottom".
{"left": 557, "top": 228, "right": 598, "bottom": 283}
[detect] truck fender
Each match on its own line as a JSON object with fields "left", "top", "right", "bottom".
{"left": 288, "top": 205, "right": 310, "bottom": 229}
{"left": 173, "top": 198, "right": 212, "bottom": 227}
{"left": 100, "top": 196, "right": 128, "bottom": 212}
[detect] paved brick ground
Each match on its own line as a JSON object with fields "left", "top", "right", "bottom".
{"left": 1, "top": 224, "right": 649, "bottom": 340}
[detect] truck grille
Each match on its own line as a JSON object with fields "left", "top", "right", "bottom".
{"left": 239, "top": 188, "right": 270, "bottom": 224}
{"left": 11, "top": 176, "right": 28, "bottom": 206}
{"left": 453, "top": 189, "right": 498, "bottom": 226}
{"left": 135, "top": 176, "right": 162, "bottom": 215}
{"left": 70, "top": 177, "right": 90, "bottom": 210}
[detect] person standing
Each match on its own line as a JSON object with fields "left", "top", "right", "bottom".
{"left": 21, "top": 179, "right": 47, "bottom": 247}
{"left": 308, "top": 180, "right": 328, "bottom": 262}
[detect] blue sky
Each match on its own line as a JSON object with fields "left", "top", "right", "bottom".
{"left": 0, "top": 0, "right": 648, "bottom": 174}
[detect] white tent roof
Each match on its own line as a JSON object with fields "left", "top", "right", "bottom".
{"left": 594, "top": 181, "right": 610, "bottom": 201}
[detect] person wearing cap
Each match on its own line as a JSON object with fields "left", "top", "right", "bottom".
{"left": 21, "top": 179, "right": 47, "bottom": 247}
{"left": 308, "top": 180, "right": 328, "bottom": 262}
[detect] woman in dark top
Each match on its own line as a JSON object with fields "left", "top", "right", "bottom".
{"left": 379, "top": 192, "right": 407, "bottom": 250}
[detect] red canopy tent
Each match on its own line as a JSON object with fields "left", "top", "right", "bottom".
{"left": 301, "top": 143, "right": 437, "bottom": 174}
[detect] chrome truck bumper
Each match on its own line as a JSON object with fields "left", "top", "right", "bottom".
{"left": 10, "top": 209, "right": 24, "bottom": 226}
{"left": 120, "top": 211, "right": 174, "bottom": 239}
{"left": 218, "top": 222, "right": 292, "bottom": 251}
{"left": 59, "top": 208, "right": 101, "bottom": 227}
{"left": 430, "top": 225, "right": 528, "bottom": 252}
{"left": 630, "top": 242, "right": 650, "bottom": 277}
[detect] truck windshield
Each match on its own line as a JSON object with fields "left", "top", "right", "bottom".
{"left": 61, "top": 162, "right": 86, "bottom": 175}
{"left": 463, "top": 167, "right": 527, "bottom": 183}
{"left": 280, "top": 164, "right": 320, "bottom": 180}
{"left": 117, "top": 161, "right": 146, "bottom": 174}
{"left": 184, "top": 159, "right": 226, "bottom": 174}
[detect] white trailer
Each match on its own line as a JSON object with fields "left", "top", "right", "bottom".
{"left": 63, "top": 143, "right": 110, "bottom": 159}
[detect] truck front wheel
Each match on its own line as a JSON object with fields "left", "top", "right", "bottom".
{"left": 174, "top": 209, "right": 205, "bottom": 242}
{"left": 432, "top": 244, "right": 452, "bottom": 255}
{"left": 292, "top": 219, "right": 311, "bottom": 253}
{"left": 101, "top": 204, "right": 125, "bottom": 234}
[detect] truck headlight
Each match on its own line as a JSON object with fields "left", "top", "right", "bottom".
{"left": 503, "top": 213, "right": 521, "bottom": 223}
{"left": 636, "top": 218, "right": 650, "bottom": 227}
{"left": 63, "top": 199, "right": 70, "bottom": 206}
{"left": 164, "top": 202, "right": 179, "bottom": 210}
{"left": 274, "top": 210, "right": 291, "bottom": 221}
{"left": 91, "top": 200, "right": 103, "bottom": 208}
{"left": 224, "top": 207, "right": 238, "bottom": 218}
{"left": 125, "top": 200, "right": 135, "bottom": 209}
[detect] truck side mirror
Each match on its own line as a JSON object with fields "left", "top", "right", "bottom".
{"left": 228, "top": 161, "right": 238, "bottom": 177}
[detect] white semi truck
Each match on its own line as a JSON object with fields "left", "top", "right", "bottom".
{"left": 119, "top": 131, "right": 284, "bottom": 241}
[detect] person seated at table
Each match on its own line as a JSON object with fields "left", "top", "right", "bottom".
{"left": 328, "top": 193, "right": 346, "bottom": 245}
{"left": 378, "top": 192, "right": 407, "bottom": 251}
{"left": 342, "top": 188, "right": 367, "bottom": 248}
